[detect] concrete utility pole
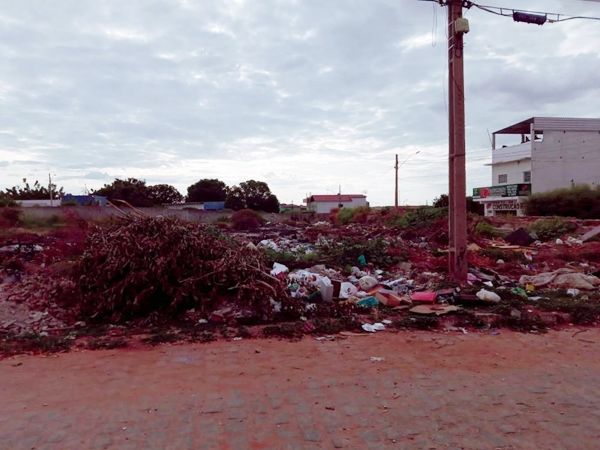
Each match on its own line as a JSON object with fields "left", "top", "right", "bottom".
{"left": 394, "top": 154, "right": 399, "bottom": 208}
{"left": 447, "top": 0, "right": 468, "bottom": 282}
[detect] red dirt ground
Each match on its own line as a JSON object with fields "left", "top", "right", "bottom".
{"left": 2, "top": 329, "right": 600, "bottom": 449}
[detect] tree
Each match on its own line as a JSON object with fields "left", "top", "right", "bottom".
{"left": 224, "top": 186, "right": 246, "bottom": 210}
{"left": 148, "top": 184, "right": 183, "bottom": 205}
{"left": 94, "top": 178, "right": 154, "bottom": 207}
{"left": 3, "top": 179, "right": 64, "bottom": 200}
{"left": 432, "top": 194, "right": 449, "bottom": 208}
{"left": 186, "top": 179, "right": 227, "bottom": 203}
{"left": 225, "top": 180, "right": 280, "bottom": 213}
{"left": 433, "top": 193, "right": 483, "bottom": 215}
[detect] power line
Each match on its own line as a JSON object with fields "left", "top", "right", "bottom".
{"left": 472, "top": 3, "right": 600, "bottom": 23}
{"left": 419, "top": 0, "right": 600, "bottom": 23}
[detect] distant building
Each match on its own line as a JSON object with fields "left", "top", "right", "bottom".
{"left": 15, "top": 199, "right": 60, "bottom": 207}
{"left": 474, "top": 117, "right": 600, "bottom": 217}
{"left": 304, "top": 194, "right": 368, "bottom": 214}
{"left": 62, "top": 194, "right": 108, "bottom": 207}
{"left": 165, "top": 201, "right": 225, "bottom": 211}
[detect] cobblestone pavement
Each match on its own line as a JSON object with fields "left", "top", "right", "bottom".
{"left": 2, "top": 329, "right": 600, "bottom": 449}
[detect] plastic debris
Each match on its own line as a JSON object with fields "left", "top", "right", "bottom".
{"left": 339, "top": 282, "right": 358, "bottom": 299}
{"left": 410, "top": 291, "right": 437, "bottom": 302}
{"left": 356, "top": 296, "right": 379, "bottom": 308}
{"left": 520, "top": 268, "right": 600, "bottom": 290}
{"left": 504, "top": 228, "right": 535, "bottom": 246}
{"left": 270, "top": 262, "right": 289, "bottom": 277}
{"left": 581, "top": 225, "right": 600, "bottom": 243}
{"left": 370, "top": 356, "right": 385, "bottom": 362}
{"left": 476, "top": 289, "right": 501, "bottom": 303}
{"left": 374, "top": 289, "right": 410, "bottom": 307}
{"left": 358, "top": 275, "right": 378, "bottom": 291}
{"left": 317, "top": 277, "right": 334, "bottom": 302}
{"left": 361, "top": 322, "right": 385, "bottom": 332}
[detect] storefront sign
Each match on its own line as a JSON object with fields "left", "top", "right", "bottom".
{"left": 491, "top": 199, "right": 520, "bottom": 211}
{"left": 473, "top": 183, "right": 531, "bottom": 199}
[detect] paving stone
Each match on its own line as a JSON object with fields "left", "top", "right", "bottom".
{"left": 303, "top": 429, "right": 321, "bottom": 442}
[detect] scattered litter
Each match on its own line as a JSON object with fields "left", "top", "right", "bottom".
{"left": 520, "top": 268, "right": 600, "bottom": 290}
{"left": 270, "top": 262, "right": 289, "bottom": 277}
{"left": 370, "top": 356, "right": 385, "bottom": 362}
{"left": 410, "top": 291, "right": 437, "bottom": 303}
{"left": 339, "top": 282, "right": 358, "bottom": 299}
{"left": 581, "top": 225, "right": 600, "bottom": 243}
{"left": 358, "top": 276, "right": 378, "bottom": 291}
{"left": 410, "top": 305, "right": 460, "bottom": 316}
{"left": 356, "top": 296, "right": 379, "bottom": 308}
{"left": 361, "top": 322, "right": 386, "bottom": 333}
{"left": 476, "top": 289, "right": 501, "bottom": 303}
{"left": 504, "top": 228, "right": 535, "bottom": 247}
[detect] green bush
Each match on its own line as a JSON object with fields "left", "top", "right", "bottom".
{"left": 433, "top": 194, "right": 484, "bottom": 215}
{"left": 525, "top": 185, "right": 600, "bottom": 219}
{"left": 21, "top": 214, "right": 65, "bottom": 229}
{"left": 527, "top": 217, "right": 577, "bottom": 241}
{"left": 386, "top": 207, "right": 447, "bottom": 229}
{"left": 231, "top": 209, "right": 265, "bottom": 230}
{"left": 0, "top": 198, "right": 17, "bottom": 207}
{"left": 475, "top": 221, "right": 503, "bottom": 238}
{"left": 337, "top": 206, "right": 371, "bottom": 225}
{"left": 0, "top": 208, "right": 21, "bottom": 226}
{"left": 263, "top": 248, "right": 319, "bottom": 268}
{"left": 316, "top": 236, "right": 398, "bottom": 267}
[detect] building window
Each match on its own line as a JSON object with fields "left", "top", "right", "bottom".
{"left": 498, "top": 174, "right": 508, "bottom": 184}
{"left": 523, "top": 171, "right": 531, "bottom": 183}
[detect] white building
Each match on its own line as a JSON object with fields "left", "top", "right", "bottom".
{"left": 474, "top": 117, "right": 600, "bottom": 217}
{"left": 15, "top": 199, "right": 60, "bottom": 207}
{"left": 304, "top": 194, "right": 368, "bottom": 214}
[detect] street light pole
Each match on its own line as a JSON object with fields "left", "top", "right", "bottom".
{"left": 394, "top": 154, "right": 399, "bottom": 208}
{"left": 395, "top": 150, "right": 421, "bottom": 208}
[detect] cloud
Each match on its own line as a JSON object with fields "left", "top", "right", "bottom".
{"left": 0, "top": 0, "right": 599, "bottom": 204}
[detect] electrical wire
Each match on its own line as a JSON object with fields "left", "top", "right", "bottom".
{"left": 419, "top": 0, "right": 600, "bottom": 23}
{"left": 473, "top": 3, "right": 600, "bottom": 22}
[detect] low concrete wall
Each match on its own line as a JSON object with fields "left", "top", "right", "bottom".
{"left": 18, "top": 207, "right": 287, "bottom": 224}
{"left": 18, "top": 206, "right": 231, "bottom": 224}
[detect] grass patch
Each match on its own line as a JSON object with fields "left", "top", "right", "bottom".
{"left": 21, "top": 214, "right": 65, "bottom": 230}
{"left": 480, "top": 247, "right": 528, "bottom": 263}
{"left": 263, "top": 247, "right": 320, "bottom": 268}
{"left": 386, "top": 207, "right": 447, "bottom": 229}
{"left": 527, "top": 217, "right": 577, "bottom": 241}
{"left": 474, "top": 221, "right": 504, "bottom": 238}
{"left": 0, "top": 332, "right": 73, "bottom": 356}
{"left": 337, "top": 206, "right": 371, "bottom": 225}
{"left": 537, "top": 296, "right": 600, "bottom": 325}
{"left": 315, "top": 236, "right": 399, "bottom": 267}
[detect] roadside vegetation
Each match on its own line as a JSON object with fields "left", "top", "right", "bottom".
{"left": 525, "top": 185, "right": 600, "bottom": 219}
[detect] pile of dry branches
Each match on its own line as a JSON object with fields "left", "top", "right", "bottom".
{"left": 71, "top": 216, "right": 291, "bottom": 322}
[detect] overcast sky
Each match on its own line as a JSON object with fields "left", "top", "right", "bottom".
{"left": 1, "top": 0, "right": 599, "bottom": 205}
